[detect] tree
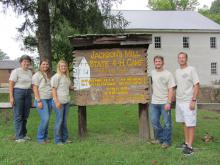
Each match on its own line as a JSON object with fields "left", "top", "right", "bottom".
{"left": 0, "top": 0, "right": 126, "bottom": 69}
{"left": 148, "top": 0, "right": 199, "bottom": 11}
{"left": 210, "top": 0, "right": 220, "bottom": 14}
{"left": 0, "top": 49, "right": 9, "bottom": 60}
{"left": 199, "top": 0, "right": 220, "bottom": 24}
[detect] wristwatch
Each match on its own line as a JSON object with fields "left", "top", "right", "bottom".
{"left": 37, "top": 100, "right": 42, "bottom": 103}
{"left": 192, "top": 98, "right": 197, "bottom": 102}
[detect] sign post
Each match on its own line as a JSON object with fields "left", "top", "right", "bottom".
{"left": 69, "top": 34, "right": 152, "bottom": 139}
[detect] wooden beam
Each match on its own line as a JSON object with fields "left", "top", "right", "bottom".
{"left": 78, "top": 106, "right": 87, "bottom": 137}
{"left": 138, "top": 103, "right": 150, "bottom": 140}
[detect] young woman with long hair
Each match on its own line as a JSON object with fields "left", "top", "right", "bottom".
{"left": 51, "top": 60, "right": 74, "bottom": 144}
{"left": 32, "top": 58, "right": 52, "bottom": 144}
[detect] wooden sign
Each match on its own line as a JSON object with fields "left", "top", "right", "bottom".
{"left": 73, "top": 47, "right": 149, "bottom": 105}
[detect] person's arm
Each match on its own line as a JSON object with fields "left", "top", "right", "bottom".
{"left": 190, "top": 83, "right": 200, "bottom": 110}
{"left": 32, "top": 85, "right": 43, "bottom": 109}
{"left": 164, "top": 87, "right": 174, "bottom": 111}
{"left": 9, "top": 80, "right": 15, "bottom": 106}
{"left": 52, "top": 87, "right": 61, "bottom": 109}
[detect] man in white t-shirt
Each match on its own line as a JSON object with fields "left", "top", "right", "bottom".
{"left": 150, "top": 56, "right": 176, "bottom": 149}
{"left": 175, "top": 52, "right": 200, "bottom": 155}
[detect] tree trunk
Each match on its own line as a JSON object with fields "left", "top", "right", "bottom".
{"left": 37, "top": 0, "right": 52, "bottom": 68}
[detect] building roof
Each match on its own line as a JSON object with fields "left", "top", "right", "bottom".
{"left": 0, "top": 60, "right": 20, "bottom": 69}
{"left": 112, "top": 10, "right": 220, "bottom": 32}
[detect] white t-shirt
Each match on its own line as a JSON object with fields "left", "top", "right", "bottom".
{"left": 9, "top": 68, "right": 32, "bottom": 89}
{"left": 32, "top": 71, "right": 52, "bottom": 99}
{"left": 175, "top": 66, "right": 199, "bottom": 102}
{"left": 51, "top": 73, "right": 71, "bottom": 104}
{"left": 151, "top": 69, "right": 176, "bottom": 104}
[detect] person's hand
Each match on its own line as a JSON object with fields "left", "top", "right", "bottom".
{"left": 55, "top": 100, "right": 62, "bottom": 110}
{"left": 164, "top": 103, "right": 171, "bottom": 111}
{"left": 37, "top": 102, "right": 43, "bottom": 109}
{"left": 189, "top": 101, "right": 196, "bottom": 111}
{"left": 70, "top": 85, "right": 75, "bottom": 91}
{"left": 10, "top": 96, "right": 14, "bottom": 106}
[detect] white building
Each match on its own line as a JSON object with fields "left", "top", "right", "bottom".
{"left": 114, "top": 10, "right": 220, "bottom": 86}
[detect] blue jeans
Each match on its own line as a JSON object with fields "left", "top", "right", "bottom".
{"left": 150, "top": 104, "right": 172, "bottom": 145}
{"left": 52, "top": 101, "right": 69, "bottom": 144}
{"left": 35, "top": 99, "right": 52, "bottom": 143}
{"left": 13, "top": 88, "right": 32, "bottom": 140}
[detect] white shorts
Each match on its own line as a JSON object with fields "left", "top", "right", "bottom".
{"left": 175, "top": 102, "right": 197, "bottom": 127}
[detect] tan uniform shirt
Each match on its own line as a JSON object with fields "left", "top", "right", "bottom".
{"left": 175, "top": 66, "right": 199, "bottom": 102}
{"left": 9, "top": 68, "right": 32, "bottom": 89}
{"left": 32, "top": 71, "right": 52, "bottom": 99}
{"left": 151, "top": 69, "right": 176, "bottom": 104}
{"left": 51, "top": 73, "right": 71, "bottom": 104}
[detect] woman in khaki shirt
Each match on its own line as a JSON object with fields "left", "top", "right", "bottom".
{"left": 51, "top": 60, "right": 74, "bottom": 144}
{"left": 9, "top": 55, "right": 32, "bottom": 143}
{"left": 32, "top": 59, "right": 52, "bottom": 144}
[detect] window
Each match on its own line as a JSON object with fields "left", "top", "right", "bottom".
{"left": 154, "top": 36, "right": 161, "bottom": 48}
{"left": 210, "top": 37, "right": 216, "bottom": 48}
{"left": 211, "top": 62, "right": 217, "bottom": 75}
{"left": 183, "top": 37, "right": 189, "bottom": 48}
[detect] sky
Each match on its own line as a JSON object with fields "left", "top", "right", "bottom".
{"left": 0, "top": 0, "right": 215, "bottom": 60}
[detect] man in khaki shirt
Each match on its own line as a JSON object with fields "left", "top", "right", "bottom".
{"left": 175, "top": 52, "right": 200, "bottom": 156}
{"left": 150, "top": 56, "right": 176, "bottom": 149}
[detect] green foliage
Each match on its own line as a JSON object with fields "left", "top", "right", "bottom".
{"left": 199, "top": 9, "right": 220, "bottom": 24}
{"left": 199, "top": 0, "right": 220, "bottom": 24}
{"left": 148, "top": 0, "right": 199, "bottom": 10}
{"left": 210, "top": 0, "right": 220, "bottom": 14}
{"left": 23, "top": 35, "right": 38, "bottom": 52}
{"left": 0, "top": 106, "right": 220, "bottom": 164}
{"left": 51, "top": 18, "right": 79, "bottom": 72}
{"left": 0, "top": 49, "right": 9, "bottom": 60}
{"left": 148, "top": 0, "right": 176, "bottom": 10}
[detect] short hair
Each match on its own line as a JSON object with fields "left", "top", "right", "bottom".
{"left": 178, "top": 52, "right": 188, "bottom": 59}
{"left": 153, "top": 55, "right": 164, "bottom": 62}
{"left": 19, "top": 55, "right": 32, "bottom": 63}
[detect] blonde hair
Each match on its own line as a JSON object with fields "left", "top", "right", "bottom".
{"left": 57, "top": 60, "right": 70, "bottom": 78}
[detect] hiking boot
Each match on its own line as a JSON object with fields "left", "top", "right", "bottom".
{"left": 176, "top": 142, "right": 187, "bottom": 149}
{"left": 183, "top": 146, "right": 194, "bottom": 156}
{"left": 161, "top": 143, "right": 171, "bottom": 149}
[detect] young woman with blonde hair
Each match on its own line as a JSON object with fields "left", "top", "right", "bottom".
{"left": 51, "top": 60, "right": 74, "bottom": 144}
{"left": 32, "top": 58, "right": 52, "bottom": 144}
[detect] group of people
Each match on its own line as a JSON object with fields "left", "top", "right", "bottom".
{"left": 8, "top": 52, "right": 199, "bottom": 155}
{"left": 150, "top": 52, "right": 199, "bottom": 156}
{"left": 9, "top": 55, "right": 73, "bottom": 145}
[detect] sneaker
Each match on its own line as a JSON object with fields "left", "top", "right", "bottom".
{"left": 64, "top": 140, "right": 73, "bottom": 144}
{"left": 57, "top": 142, "right": 64, "bottom": 145}
{"left": 176, "top": 142, "right": 187, "bottom": 149}
{"left": 15, "top": 139, "right": 26, "bottom": 143}
{"left": 161, "top": 143, "right": 171, "bottom": 149}
{"left": 150, "top": 139, "right": 161, "bottom": 145}
{"left": 183, "top": 146, "right": 194, "bottom": 156}
{"left": 23, "top": 136, "right": 31, "bottom": 141}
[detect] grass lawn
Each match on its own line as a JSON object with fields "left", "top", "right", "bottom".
{"left": 0, "top": 104, "right": 220, "bottom": 165}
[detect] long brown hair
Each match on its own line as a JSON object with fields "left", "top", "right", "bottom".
{"left": 39, "top": 58, "right": 51, "bottom": 81}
